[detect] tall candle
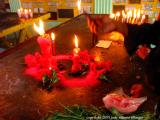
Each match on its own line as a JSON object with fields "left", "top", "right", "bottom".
{"left": 24, "top": 9, "right": 29, "bottom": 19}
{"left": 141, "top": 15, "right": 146, "bottom": 24}
{"left": 17, "top": 9, "right": 21, "bottom": 18}
{"left": 51, "top": 32, "right": 56, "bottom": 56}
{"left": 29, "top": 9, "right": 33, "bottom": 18}
{"left": 116, "top": 12, "right": 120, "bottom": 21}
{"left": 73, "top": 35, "right": 80, "bottom": 56}
{"left": 77, "top": 0, "right": 81, "bottom": 15}
{"left": 34, "top": 20, "right": 52, "bottom": 56}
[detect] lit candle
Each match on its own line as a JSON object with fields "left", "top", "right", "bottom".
{"left": 17, "top": 8, "right": 21, "bottom": 18}
{"left": 116, "top": 12, "right": 120, "bottom": 21}
{"left": 17, "top": 8, "right": 23, "bottom": 18}
{"left": 28, "top": 9, "right": 33, "bottom": 18}
{"left": 77, "top": 0, "right": 81, "bottom": 15}
{"left": 126, "top": 11, "right": 130, "bottom": 23}
{"left": 24, "top": 9, "right": 29, "bottom": 19}
{"left": 122, "top": 10, "right": 126, "bottom": 23}
{"left": 73, "top": 35, "right": 80, "bottom": 56}
{"left": 141, "top": 15, "right": 146, "bottom": 24}
{"left": 109, "top": 13, "right": 115, "bottom": 20}
{"left": 51, "top": 32, "right": 56, "bottom": 56}
{"left": 132, "top": 10, "right": 137, "bottom": 24}
{"left": 129, "top": 11, "right": 132, "bottom": 23}
{"left": 34, "top": 20, "right": 52, "bottom": 56}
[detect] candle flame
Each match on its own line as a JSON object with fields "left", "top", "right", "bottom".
{"left": 109, "top": 13, "right": 115, "bottom": 19}
{"left": 20, "top": 8, "right": 23, "bottom": 11}
{"left": 116, "top": 12, "right": 120, "bottom": 17}
{"left": 142, "top": 14, "right": 145, "bottom": 19}
{"left": 95, "top": 56, "right": 101, "bottom": 62}
{"left": 34, "top": 19, "right": 45, "bottom": 36}
{"left": 77, "top": 0, "right": 81, "bottom": 11}
{"left": 51, "top": 32, "right": 55, "bottom": 41}
{"left": 137, "top": 9, "right": 141, "bottom": 18}
{"left": 141, "top": 14, "right": 146, "bottom": 23}
{"left": 134, "top": 10, "right": 137, "bottom": 18}
{"left": 29, "top": 9, "right": 32, "bottom": 12}
{"left": 74, "top": 35, "right": 79, "bottom": 48}
{"left": 24, "top": 9, "right": 28, "bottom": 13}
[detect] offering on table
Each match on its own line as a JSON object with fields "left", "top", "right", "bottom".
{"left": 103, "top": 88, "right": 147, "bottom": 114}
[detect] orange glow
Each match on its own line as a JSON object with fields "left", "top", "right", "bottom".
{"left": 141, "top": 15, "right": 146, "bottom": 23}
{"left": 94, "top": 56, "right": 101, "bottom": 62}
{"left": 73, "top": 35, "right": 80, "bottom": 55}
{"left": 28, "top": 9, "right": 32, "bottom": 12}
{"left": 109, "top": 13, "right": 115, "bottom": 19}
{"left": 74, "top": 35, "right": 79, "bottom": 48}
{"left": 77, "top": 0, "right": 81, "bottom": 11}
{"left": 20, "top": 8, "right": 23, "bottom": 12}
{"left": 51, "top": 32, "right": 55, "bottom": 41}
{"left": 137, "top": 9, "right": 141, "bottom": 18}
{"left": 116, "top": 12, "right": 120, "bottom": 17}
{"left": 111, "top": 9, "right": 145, "bottom": 24}
{"left": 33, "top": 19, "right": 45, "bottom": 36}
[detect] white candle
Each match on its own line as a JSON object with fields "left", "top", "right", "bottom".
{"left": 29, "top": 9, "right": 33, "bottom": 18}
{"left": 24, "top": 9, "right": 29, "bottom": 19}
{"left": 77, "top": 0, "right": 81, "bottom": 15}
{"left": 17, "top": 9, "right": 21, "bottom": 18}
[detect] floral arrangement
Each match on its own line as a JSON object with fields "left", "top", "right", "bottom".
{"left": 24, "top": 50, "right": 112, "bottom": 90}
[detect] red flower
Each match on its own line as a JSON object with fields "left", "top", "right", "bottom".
{"left": 25, "top": 66, "right": 43, "bottom": 80}
{"left": 130, "top": 84, "right": 143, "bottom": 98}
{"left": 78, "top": 50, "right": 91, "bottom": 64}
{"left": 136, "top": 45, "right": 150, "bottom": 60}
{"left": 25, "top": 54, "right": 38, "bottom": 67}
{"left": 24, "top": 52, "right": 57, "bottom": 81}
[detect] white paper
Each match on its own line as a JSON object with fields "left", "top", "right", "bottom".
{"left": 96, "top": 40, "right": 112, "bottom": 49}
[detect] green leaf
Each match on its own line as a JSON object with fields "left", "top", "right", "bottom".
{"left": 99, "top": 74, "right": 108, "bottom": 81}
{"left": 110, "top": 108, "right": 122, "bottom": 117}
{"left": 42, "top": 105, "right": 156, "bottom": 120}
{"left": 81, "top": 71, "right": 87, "bottom": 76}
{"left": 53, "top": 78, "right": 59, "bottom": 83}
{"left": 52, "top": 70, "right": 56, "bottom": 77}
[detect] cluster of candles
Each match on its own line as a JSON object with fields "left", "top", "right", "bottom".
{"left": 33, "top": 20, "right": 80, "bottom": 57}
{"left": 17, "top": 8, "right": 33, "bottom": 19}
{"left": 109, "top": 9, "right": 146, "bottom": 25}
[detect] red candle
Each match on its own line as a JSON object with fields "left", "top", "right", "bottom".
{"left": 34, "top": 20, "right": 52, "bottom": 56}
{"left": 37, "top": 35, "right": 52, "bottom": 56}
{"left": 71, "top": 56, "right": 81, "bottom": 73}
{"left": 73, "top": 35, "right": 80, "bottom": 56}
{"left": 51, "top": 32, "right": 56, "bottom": 56}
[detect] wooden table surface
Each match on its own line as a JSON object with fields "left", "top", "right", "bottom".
{"left": 0, "top": 13, "right": 51, "bottom": 38}
{"left": 0, "top": 15, "right": 158, "bottom": 120}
